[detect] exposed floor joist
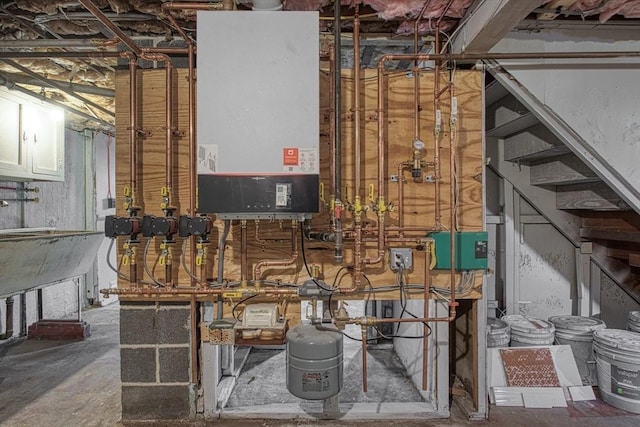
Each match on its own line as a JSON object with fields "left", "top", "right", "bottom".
{"left": 451, "top": 0, "right": 541, "bottom": 53}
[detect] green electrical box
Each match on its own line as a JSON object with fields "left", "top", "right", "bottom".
{"left": 429, "top": 231, "right": 488, "bottom": 270}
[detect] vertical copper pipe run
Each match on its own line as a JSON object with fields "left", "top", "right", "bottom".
{"left": 141, "top": 52, "right": 175, "bottom": 286}
{"left": 433, "top": 27, "right": 441, "bottom": 228}
{"left": 397, "top": 162, "right": 410, "bottom": 238}
{"left": 352, "top": 8, "right": 363, "bottom": 287}
{"left": 333, "top": 2, "right": 343, "bottom": 264}
{"left": 163, "top": 2, "right": 202, "bottom": 286}
{"left": 449, "top": 83, "right": 457, "bottom": 310}
{"left": 422, "top": 245, "right": 431, "bottom": 391}
{"left": 240, "top": 221, "right": 248, "bottom": 284}
{"left": 353, "top": 8, "right": 362, "bottom": 207}
{"left": 361, "top": 325, "right": 368, "bottom": 392}
{"left": 360, "top": 51, "right": 386, "bottom": 266}
{"left": 188, "top": 43, "right": 198, "bottom": 285}
{"left": 329, "top": 45, "right": 336, "bottom": 203}
{"left": 164, "top": 58, "right": 174, "bottom": 201}
{"left": 124, "top": 52, "right": 139, "bottom": 284}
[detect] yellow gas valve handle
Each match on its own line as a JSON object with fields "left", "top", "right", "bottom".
{"left": 122, "top": 254, "right": 130, "bottom": 266}
{"left": 368, "top": 184, "right": 375, "bottom": 203}
{"left": 161, "top": 187, "right": 168, "bottom": 196}
{"left": 123, "top": 186, "right": 131, "bottom": 197}
{"left": 319, "top": 182, "right": 325, "bottom": 204}
{"left": 196, "top": 254, "right": 203, "bottom": 266}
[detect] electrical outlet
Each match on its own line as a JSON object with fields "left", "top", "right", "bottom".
{"left": 389, "top": 248, "right": 412, "bottom": 272}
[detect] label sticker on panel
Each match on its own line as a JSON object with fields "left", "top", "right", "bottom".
{"left": 275, "top": 183, "right": 291, "bottom": 208}
{"left": 283, "top": 147, "right": 318, "bottom": 174}
{"left": 283, "top": 148, "right": 299, "bottom": 166}
{"left": 198, "top": 144, "right": 219, "bottom": 174}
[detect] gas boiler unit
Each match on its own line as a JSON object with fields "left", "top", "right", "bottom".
{"left": 197, "top": 11, "right": 319, "bottom": 220}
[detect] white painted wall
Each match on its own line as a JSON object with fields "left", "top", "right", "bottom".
{"left": 0, "top": 129, "right": 113, "bottom": 341}
{"left": 393, "top": 299, "right": 450, "bottom": 415}
{"left": 94, "top": 132, "right": 117, "bottom": 305}
{"left": 600, "top": 271, "right": 640, "bottom": 330}
{"left": 492, "top": 29, "right": 640, "bottom": 211}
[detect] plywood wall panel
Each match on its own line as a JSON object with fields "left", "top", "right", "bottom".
{"left": 115, "top": 68, "right": 484, "bottom": 301}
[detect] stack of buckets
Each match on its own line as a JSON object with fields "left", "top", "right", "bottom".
{"left": 627, "top": 311, "right": 640, "bottom": 333}
{"left": 548, "top": 315, "right": 606, "bottom": 385}
{"left": 487, "top": 318, "right": 510, "bottom": 348}
{"left": 501, "top": 315, "right": 555, "bottom": 347}
{"left": 593, "top": 328, "right": 640, "bottom": 414}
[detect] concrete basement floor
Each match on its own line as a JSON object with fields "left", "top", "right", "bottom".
{"left": 1, "top": 302, "right": 639, "bottom": 426}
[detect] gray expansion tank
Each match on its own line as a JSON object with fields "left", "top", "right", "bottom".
{"left": 286, "top": 324, "right": 343, "bottom": 400}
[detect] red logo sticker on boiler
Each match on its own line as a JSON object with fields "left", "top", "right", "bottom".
{"left": 283, "top": 148, "right": 299, "bottom": 166}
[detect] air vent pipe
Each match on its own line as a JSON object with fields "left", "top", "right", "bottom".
{"left": 251, "top": 0, "right": 283, "bottom": 10}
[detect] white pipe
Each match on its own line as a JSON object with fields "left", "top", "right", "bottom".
{"left": 251, "top": 0, "right": 283, "bottom": 11}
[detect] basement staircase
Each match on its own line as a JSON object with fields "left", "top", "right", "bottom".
{"left": 484, "top": 67, "right": 640, "bottom": 304}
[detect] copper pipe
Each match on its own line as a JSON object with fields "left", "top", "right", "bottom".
{"left": 352, "top": 8, "right": 365, "bottom": 288}
{"left": 436, "top": 82, "right": 452, "bottom": 99}
{"left": 360, "top": 38, "right": 386, "bottom": 266}
{"left": 124, "top": 51, "right": 139, "bottom": 284}
{"left": 361, "top": 325, "right": 368, "bottom": 393}
{"left": 124, "top": 52, "right": 138, "bottom": 212}
{"left": 413, "top": 1, "right": 433, "bottom": 142}
{"left": 253, "top": 222, "right": 299, "bottom": 280}
{"left": 163, "top": 4, "right": 200, "bottom": 285}
{"left": 190, "top": 295, "right": 198, "bottom": 384}
{"left": 240, "top": 220, "right": 248, "bottom": 284}
{"left": 386, "top": 226, "right": 441, "bottom": 232}
{"left": 434, "top": 27, "right": 442, "bottom": 228}
{"left": 0, "top": 51, "right": 124, "bottom": 59}
{"left": 78, "top": 0, "right": 142, "bottom": 56}
{"left": 396, "top": 162, "right": 411, "bottom": 237}
{"left": 188, "top": 44, "right": 199, "bottom": 284}
{"left": 449, "top": 83, "right": 458, "bottom": 314}
{"left": 422, "top": 245, "right": 431, "bottom": 391}
{"left": 329, "top": 45, "right": 336, "bottom": 204}
{"left": 163, "top": 2, "right": 226, "bottom": 12}
{"left": 144, "top": 47, "right": 191, "bottom": 55}
{"left": 101, "top": 286, "right": 299, "bottom": 297}
{"left": 437, "top": 0, "right": 457, "bottom": 27}
{"left": 333, "top": 1, "right": 344, "bottom": 264}
{"left": 357, "top": 5, "right": 385, "bottom": 271}
{"left": 353, "top": 7, "right": 362, "bottom": 207}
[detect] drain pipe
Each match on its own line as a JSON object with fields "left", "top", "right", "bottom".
{"left": 0, "top": 297, "right": 14, "bottom": 340}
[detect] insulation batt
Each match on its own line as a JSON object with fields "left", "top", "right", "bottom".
{"left": 599, "top": 0, "right": 640, "bottom": 21}
{"left": 356, "top": 0, "right": 473, "bottom": 20}
{"left": 284, "top": 0, "right": 331, "bottom": 10}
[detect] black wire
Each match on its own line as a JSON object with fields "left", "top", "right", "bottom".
{"left": 394, "top": 265, "right": 432, "bottom": 337}
{"left": 299, "top": 230, "right": 335, "bottom": 293}
{"left": 327, "top": 267, "right": 352, "bottom": 319}
{"left": 232, "top": 294, "right": 258, "bottom": 322}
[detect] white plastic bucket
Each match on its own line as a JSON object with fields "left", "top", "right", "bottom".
{"left": 487, "top": 317, "right": 510, "bottom": 348}
{"left": 628, "top": 311, "right": 640, "bottom": 333}
{"left": 593, "top": 329, "right": 640, "bottom": 414}
{"left": 549, "top": 315, "right": 606, "bottom": 385}
{"left": 502, "top": 315, "right": 555, "bottom": 347}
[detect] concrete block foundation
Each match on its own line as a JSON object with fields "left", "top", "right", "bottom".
{"left": 119, "top": 301, "right": 192, "bottom": 420}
